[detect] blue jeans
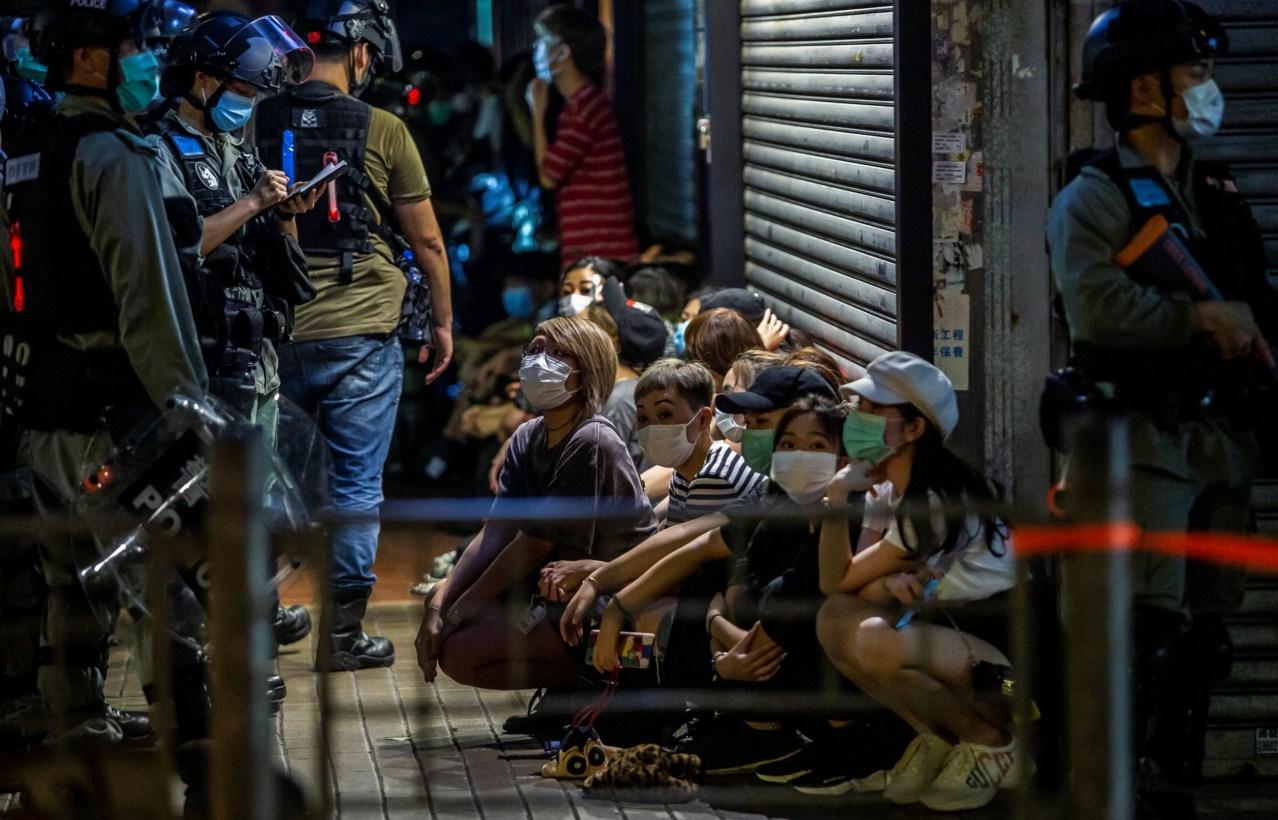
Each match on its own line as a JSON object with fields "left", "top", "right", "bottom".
{"left": 279, "top": 334, "right": 404, "bottom": 592}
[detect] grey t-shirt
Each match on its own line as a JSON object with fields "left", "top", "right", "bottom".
{"left": 496, "top": 415, "right": 657, "bottom": 562}
{"left": 601, "top": 378, "right": 645, "bottom": 471}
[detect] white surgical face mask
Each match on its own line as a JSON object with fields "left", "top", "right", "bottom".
{"left": 638, "top": 413, "right": 702, "bottom": 468}
{"left": 770, "top": 451, "right": 838, "bottom": 504}
{"left": 559, "top": 292, "right": 594, "bottom": 316}
{"left": 519, "top": 352, "right": 578, "bottom": 411}
{"left": 714, "top": 409, "right": 744, "bottom": 442}
{"left": 1174, "top": 78, "right": 1224, "bottom": 141}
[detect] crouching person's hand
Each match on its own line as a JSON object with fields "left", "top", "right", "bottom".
{"left": 713, "top": 622, "right": 786, "bottom": 682}
{"left": 560, "top": 576, "right": 601, "bottom": 646}
{"left": 591, "top": 598, "right": 627, "bottom": 674}
{"left": 538, "top": 559, "right": 600, "bottom": 603}
{"left": 884, "top": 565, "right": 945, "bottom": 607}
{"left": 416, "top": 585, "right": 449, "bottom": 683}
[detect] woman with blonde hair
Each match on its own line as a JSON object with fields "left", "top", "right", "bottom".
{"left": 417, "top": 317, "right": 656, "bottom": 689}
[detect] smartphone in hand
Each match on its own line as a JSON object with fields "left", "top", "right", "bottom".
{"left": 894, "top": 577, "right": 941, "bottom": 630}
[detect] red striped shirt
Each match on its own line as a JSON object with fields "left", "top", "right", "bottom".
{"left": 543, "top": 83, "right": 639, "bottom": 268}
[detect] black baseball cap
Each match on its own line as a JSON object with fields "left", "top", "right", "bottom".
{"left": 714, "top": 366, "right": 836, "bottom": 413}
{"left": 700, "top": 288, "right": 767, "bottom": 324}
{"left": 603, "top": 276, "right": 668, "bottom": 368}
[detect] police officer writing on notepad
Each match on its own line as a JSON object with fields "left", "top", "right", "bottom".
{"left": 141, "top": 11, "right": 324, "bottom": 651}
{"left": 255, "top": 0, "right": 452, "bottom": 671}
{"left": 1048, "top": 0, "right": 1278, "bottom": 799}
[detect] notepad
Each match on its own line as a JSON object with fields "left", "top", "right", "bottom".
{"left": 281, "top": 159, "right": 349, "bottom": 204}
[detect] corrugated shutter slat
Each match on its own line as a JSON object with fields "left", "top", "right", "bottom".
{"left": 741, "top": 1, "right": 898, "bottom": 372}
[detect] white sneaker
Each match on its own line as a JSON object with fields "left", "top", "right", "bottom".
{"left": 918, "top": 738, "right": 1031, "bottom": 812}
{"left": 883, "top": 733, "right": 954, "bottom": 804}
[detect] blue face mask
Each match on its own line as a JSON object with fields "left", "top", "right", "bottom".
{"left": 672, "top": 320, "right": 689, "bottom": 357}
{"left": 115, "top": 50, "right": 160, "bottom": 114}
{"left": 209, "top": 87, "right": 256, "bottom": 133}
{"left": 502, "top": 286, "right": 535, "bottom": 319}
{"left": 15, "top": 48, "right": 48, "bottom": 85}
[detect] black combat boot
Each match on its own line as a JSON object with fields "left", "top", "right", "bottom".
{"left": 274, "top": 604, "right": 312, "bottom": 647}
{"left": 1148, "top": 613, "right": 1233, "bottom": 786}
{"left": 323, "top": 587, "right": 394, "bottom": 671}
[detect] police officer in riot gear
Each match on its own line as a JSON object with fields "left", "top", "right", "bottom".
{"left": 1049, "top": 0, "right": 1278, "bottom": 798}
{"left": 255, "top": 0, "right": 452, "bottom": 671}
{"left": 2, "top": 0, "right": 206, "bottom": 744}
{"left": 143, "top": 10, "right": 322, "bottom": 649}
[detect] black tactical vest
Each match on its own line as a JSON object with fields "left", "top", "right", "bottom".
{"left": 8, "top": 112, "right": 120, "bottom": 336}
{"left": 145, "top": 115, "right": 266, "bottom": 291}
{"left": 1068, "top": 149, "right": 1274, "bottom": 417}
{"left": 141, "top": 115, "right": 289, "bottom": 396}
{"left": 1, "top": 110, "right": 146, "bottom": 432}
{"left": 255, "top": 81, "right": 376, "bottom": 284}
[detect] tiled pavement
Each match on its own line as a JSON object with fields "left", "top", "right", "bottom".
{"left": 96, "top": 602, "right": 793, "bottom": 819}
{"left": 6, "top": 526, "right": 988, "bottom": 818}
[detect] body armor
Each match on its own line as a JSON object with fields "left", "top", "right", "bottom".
{"left": 1, "top": 111, "right": 147, "bottom": 432}
{"left": 1069, "top": 149, "right": 1275, "bottom": 429}
{"left": 255, "top": 80, "right": 375, "bottom": 284}
{"left": 144, "top": 115, "right": 286, "bottom": 408}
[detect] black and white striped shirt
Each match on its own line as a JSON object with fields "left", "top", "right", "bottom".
{"left": 667, "top": 442, "right": 767, "bottom": 524}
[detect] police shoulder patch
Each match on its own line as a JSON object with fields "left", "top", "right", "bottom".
{"left": 193, "top": 162, "right": 220, "bottom": 190}
{"left": 169, "top": 133, "right": 206, "bottom": 159}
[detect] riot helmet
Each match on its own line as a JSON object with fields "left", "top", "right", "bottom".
{"left": 162, "top": 11, "right": 313, "bottom": 131}
{"left": 140, "top": 0, "right": 196, "bottom": 61}
{"left": 293, "top": 0, "right": 403, "bottom": 96}
{"left": 31, "top": 0, "right": 155, "bottom": 67}
{"left": 29, "top": 0, "right": 164, "bottom": 113}
{"left": 1076, "top": 0, "right": 1227, "bottom": 134}
{"left": 164, "top": 12, "right": 313, "bottom": 98}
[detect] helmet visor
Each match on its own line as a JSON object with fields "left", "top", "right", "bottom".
{"left": 224, "top": 15, "right": 314, "bottom": 93}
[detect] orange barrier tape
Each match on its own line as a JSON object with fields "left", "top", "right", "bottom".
{"left": 1012, "top": 523, "right": 1278, "bottom": 573}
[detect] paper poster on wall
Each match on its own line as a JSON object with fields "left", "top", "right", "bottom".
{"left": 932, "top": 161, "right": 968, "bottom": 185}
{"left": 932, "top": 132, "right": 966, "bottom": 153}
{"left": 933, "top": 285, "right": 970, "bottom": 391}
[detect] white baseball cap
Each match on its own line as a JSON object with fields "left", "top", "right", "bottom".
{"left": 840, "top": 351, "right": 959, "bottom": 439}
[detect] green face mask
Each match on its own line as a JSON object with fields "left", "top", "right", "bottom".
{"left": 15, "top": 48, "right": 48, "bottom": 85}
{"left": 740, "top": 428, "right": 775, "bottom": 475}
{"left": 114, "top": 50, "right": 160, "bottom": 114}
{"left": 842, "top": 409, "right": 897, "bottom": 465}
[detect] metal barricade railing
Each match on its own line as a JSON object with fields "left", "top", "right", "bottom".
{"left": 3, "top": 413, "right": 1276, "bottom": 817}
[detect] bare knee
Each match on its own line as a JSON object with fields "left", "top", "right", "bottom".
{"left": 853, "top": 617, "right": 902, "bottom": 683}
{"left": 818, "top": 595, "right": 890, "bottom": 680}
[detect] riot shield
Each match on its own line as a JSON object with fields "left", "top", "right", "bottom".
{"left": 72, "top": 393, "right": 320, "bottom": 624}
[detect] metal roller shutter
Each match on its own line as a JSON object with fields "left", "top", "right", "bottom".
{"left": 1194, "top": 2, "right": 1278, "bottom": 783}
{"left": 1199, "top": 1, "right": 1278, "bottom": 283}
{"left": 740, "top": 0, "right": 899, "bottom": 373}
